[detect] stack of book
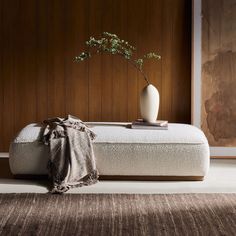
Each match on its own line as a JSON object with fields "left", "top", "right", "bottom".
{"left": 131, "top": 119, "right": 168, "bottom": 130}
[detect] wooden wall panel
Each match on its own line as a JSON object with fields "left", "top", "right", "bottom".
{"left": 171, "top": 0, "right": 191, "bottom": 123}
{"left": 136, "top": 0, "right": 148, "bottom": 119}
{"left": 65, "top": 1, "right": 89, "bottom": 121}
{"left": 101, "top": 0, "right": 113, "bottom": 122}
{"left": 88, "top": 0, "right": 102, "bottom": 121}
{"left": 143, "top": 0, "right": 163, "bottom": 118}
{"left": 47, "top": 0, "right": 66, "bottom": 118}
{"left": 113, "top": 0, "right": 128, "bottom": 121}
{"left": 127, "top": 0, "right": 139, "bottom": 121}
{"left": 0, "top": 0, "right": 191, "bottom": 151}
{"left": 161, "top": 0, "right": 173, "bottom": 121}
{"left": 0, "top": 0, "right": 3, "bottom": 151}
{"left": 36, "top": 0, "right": 49, "bottom": 121}
{"left": 15, "top": 0, "right": 37, "bottom": 134}
{"left": 1, "top": 0, "right": 18, "bottom": 150}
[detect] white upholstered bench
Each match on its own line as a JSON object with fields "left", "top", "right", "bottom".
{"left": 9, "top": 123, "right": 210, "bottom": 180}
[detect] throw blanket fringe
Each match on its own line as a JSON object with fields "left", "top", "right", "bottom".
{"left": 43, "top": 115, "right": 99, "bottom": 193}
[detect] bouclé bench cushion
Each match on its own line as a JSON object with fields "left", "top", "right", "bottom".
{"left": 9, "top": 123, "right": 210, "bottom": 180}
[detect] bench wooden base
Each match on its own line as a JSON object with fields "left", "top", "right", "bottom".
{"left": 14, "top": 174, "right": 204, "bottom": 181}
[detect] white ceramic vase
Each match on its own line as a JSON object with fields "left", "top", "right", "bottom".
{"left": 140, "top": 84, "right": 159, "bottom": 122}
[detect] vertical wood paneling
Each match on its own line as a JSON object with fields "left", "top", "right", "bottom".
{"left": 171, "top": 0, "right": 191, "bottom": 123}
{"left": 162, "top": 0, "right": 174, "bottom": 122}
{"left": 136, "top": 0, "right": 148, "bottom": 119}
{"left": 0, "top": 0, "right": 191, "bottom": 151}
{"left": 135, "top": 0, "right": 163, "bottom": 119}
{"left": 127, "top": 0, "right": 139, "bottom": 121}
{"left": 145, "top": 0, "right": 163, "bottom": 119}
{"left": 117, "top": 1, "right": 128, "bottom": 122}
{"left": 1, "top": 0, "right": 18, "bottom": 149}
{"left": 15, "top": 0, "right": 37, "bottom": 134}
{"left": 0, "top": 0, "right": 3, "bottom": 150}
{"left": 64, "top": 0, "right": 89, "bottom": 121}
{"left": 181, "top": 0, "right": 191, "bottom": 123}
{"left": 36, "top": 0, "right": 48, "bottom": 121}
{"left": 47, "top": 0, "right": 66, "bottom": 118}
{"left": 113, "top": 0, "right": 128, "bottom": 121}
{"left": 88, "top": 0, "right": 102, "bottom": 121}
{"left": 171, "top": 1, "right": 182, "bottom": 122}
{"left": 101, "top": 0, "right": 113, "bottom": 121}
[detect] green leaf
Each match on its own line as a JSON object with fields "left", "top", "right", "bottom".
{"left": 75, "top": 32, "right": 161, "bottom": 85}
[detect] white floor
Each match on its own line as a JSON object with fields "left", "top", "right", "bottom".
{"left": 0, "top": 159, "right": 236, "bottom": 194}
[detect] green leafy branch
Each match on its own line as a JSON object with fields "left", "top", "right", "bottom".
{"left": 75, "top": 32, "right": 161, "bottom": 85}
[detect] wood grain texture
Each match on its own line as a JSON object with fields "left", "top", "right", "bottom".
{"left": 162, "top": 0, "right": 174, "bottom": 121}
{"left": 101, "top": 0, "right": 113, "bottom": 122}
{"left": 0, "top": 0, "right": 191, "bottom": 151}
{"left": 36, "top": 0, "right": 49, "bottom": 121}
{"left": 0, "top": 0, "right": 3, "bottom": 151}
{"left": 127, "top": 0, "right": 139, "bottom": 121}
{"left": 88, "top": 0, "right": 102, "bottom": 121}
{"left": 64, "top": 0, "right": 89, "bottom": 121}
{"left": 47, "top": 0, "right": 66, "bottom": 118}
{"left": 1, "top": 0, "right": 18, "bottom": 150}
{"left": 112, "top": 0, "right": 128, "bottom": 121}
{"left": 15, "top": 0, "right": 37, "bottom": 133}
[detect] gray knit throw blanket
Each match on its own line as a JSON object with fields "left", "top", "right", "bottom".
{"left": 43, "top": 115, "right": 98, "bottom": 193}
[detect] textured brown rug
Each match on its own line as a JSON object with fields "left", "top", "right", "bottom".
{"left": 0, "top": 193, "right": 236, "bottom": 236}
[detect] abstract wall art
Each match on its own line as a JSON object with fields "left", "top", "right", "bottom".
{"left": 192, "top": 0, "right": 236, "bottom": 157}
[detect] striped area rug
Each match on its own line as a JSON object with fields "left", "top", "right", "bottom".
{"left": 0, "top": 193, "right": 236, "bottom": 236}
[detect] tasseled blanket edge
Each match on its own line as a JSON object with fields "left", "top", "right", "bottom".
{"left": 50, "top": 170, "right": 99, "bottom": 194}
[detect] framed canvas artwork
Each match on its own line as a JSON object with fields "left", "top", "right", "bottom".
{"left": 192, "top": 0, "right": 236, "bottom": 157}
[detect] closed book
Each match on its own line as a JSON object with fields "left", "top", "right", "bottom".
{"left": 131, "top": 119, "right": 168, "bottom": 130}
{"left": 131, "top": 124, "right": 168, "bottom": 130}
{"left": 132, "top": 119, "right": 168, "bottom": 126}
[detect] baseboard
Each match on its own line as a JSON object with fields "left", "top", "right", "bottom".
{"left": 0, "top": 153, "right": 9, "bottom": 158}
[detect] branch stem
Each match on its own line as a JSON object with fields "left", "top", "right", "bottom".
{"left": 89, "top": 50, "right": 150, "bottom": 85}
{"left": 127, "top": 59, "right": 150, "bottom": 85}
